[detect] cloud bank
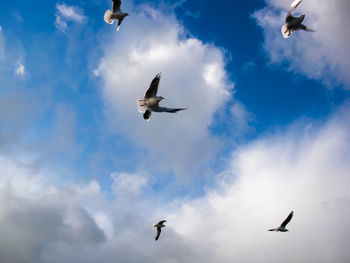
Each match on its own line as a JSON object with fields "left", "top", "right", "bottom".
{"left": 253, "top": 0, "right": 350, "bottom": 88}
{"left": 1, "top": 104, "right": 350, "bottom": 262}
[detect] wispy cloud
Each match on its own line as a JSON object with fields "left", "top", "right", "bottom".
{"left": 15, "top": 62, "right": 25, "bottom": 76}
{"left": 54, "top": 3, "right": 87, "bottom": 32}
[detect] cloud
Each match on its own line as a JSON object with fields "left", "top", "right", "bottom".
{"left": 55, "top": 3, "right": 87, "bottom": 32}
{"left": 253, "top": 0, "right": 350, "bottom": 88}
{"left": 96, "top": 6, "right": 234, "bottom": 177}
{"left": 0, "top": 104, "right": 350, "bottom": 262}
{"left": 167, "top": 105, "right": 350, "bottom": 262}
{"left": 111, "top": 172, "right": 148, "bottom": 197}
{"left": 15, "top": 62, "right": 25, "bottom": 75}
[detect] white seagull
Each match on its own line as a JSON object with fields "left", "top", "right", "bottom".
{"left": 268, "top": 211, "right": 294, "bottom": 232}
{"left": 137, "top": 73, "right": 188, "bottom": 121}
{"left": 281, "top": 0, "right": 314, "bottom": 38}
{"left": 104, "top": 0, "right": 129, "bottom": 31}
{"left": 153, "top": 220, "right": 167, "bottom": 241}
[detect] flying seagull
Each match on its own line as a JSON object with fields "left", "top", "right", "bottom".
{"left": 281, "top": 0, "right": 314, "bottom": 38}
{"left": 104, "top": 0, "right": 129, "bottom": 31}
{"left": 137, "top": 73, "right": 188, "bottom": 121}
{"left": 268, "top": 211, "right": 294, "bottom": 232}
{"left": 153, "top": 220, "right": 167, "bottom": 241}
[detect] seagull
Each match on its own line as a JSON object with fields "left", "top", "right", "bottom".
{"left": 281, "top": 0, "right": 315, "bottom": 38}
{"left": 153, "top": 220, "right": 167, "bottom": 241}
{"left": 104, "top": 0, "right": 129, "bottom": 31}
{"left": 268, "top": 211, "right": 294, "bottom": 232}
{"left": 137, "top": 73, "right": 188, "bottom": 121}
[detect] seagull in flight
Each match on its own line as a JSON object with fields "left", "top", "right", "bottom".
{"left": 268, "top": 211, "right": 294, "bottom": 232}
{"left": 281, "top": 0, "right": 314, "bottom": 38}
{"left": 137, "top": 73, "right": 188, "bottom": 121}
{"left": 104, "top": 0, "right": 129, "bottom": 31}
{"left": 153, "top": 220, "right": 167, "bottom": 241}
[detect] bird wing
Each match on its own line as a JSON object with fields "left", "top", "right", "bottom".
{"left": 112, "top": 0, "right": 121, "bottom": 13}
{"left": 154, "top": 107, "right": 188, "bottom": 113}
{"left": 143, "top": 110, "right": 152, "bottom": 121}
{"left": 297, "top": 24, "right": 315, "bottom": 32}
{"left": 158, "top": 220, "right": 167, "bottom": 225}
{"left": 155, "top": 227, "right": 161, "bottom": 241}
{"left": 144, "top": 73, "right": 162, "bottom": 99}
{"left": 289, "top": 0, "right": 302, "bottom": 14}
{"left": 281, "top": 211, "right": 294, "bottom": 228}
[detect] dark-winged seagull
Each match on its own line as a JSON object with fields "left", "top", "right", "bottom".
{"left": 268, "top": 211, "right": 294, "bottom": 232}
{"left": 282, "top": 0, "right": 314, "bottom": 38}
{"left": 137, "top": 73, "right": 188, "bottom": 121}
{"left": 153, "top": 220, "right": 167, "bottom": 241}
{"left": 104, "top": 0, "right": 129, "bottom": 31}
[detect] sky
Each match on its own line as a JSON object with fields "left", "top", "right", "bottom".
{"left": 0, "top": 0, "right": 350, "bottom": 262}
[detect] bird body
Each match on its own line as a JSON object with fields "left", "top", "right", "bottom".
{"left": 282, "top": 0, "right": 314, "bottom": 38}
{"left": 268, "top": 211, "right": 294, "bottom": 232}
{"left": 104, "top": 0, "right": 129, "bottom": 31}
{"left": 153, "top": 220, "right": 167, "bottom": 241}
{"left": 137, "top": 73, "right": 188, "bottom": 121}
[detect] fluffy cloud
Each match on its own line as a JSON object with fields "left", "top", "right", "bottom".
{"left": 167, "top": 106, "right": 350, "bottom": 262}
{"left": 1, "top": 105, "right": 350, "bottom": 262}
{"left": 253, "top": 0, "right": 350, "bottom": 88}
{"left": 96, "top": 6, "right": 233, "bottom": 177}
{"left": 55, "top": 3, "right": 87, "bottom": 32}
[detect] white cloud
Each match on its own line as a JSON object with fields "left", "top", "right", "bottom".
{"left": 167, "top": 106, "right": 350, "bottom": 262}
{"left": 96, "top": 6, "right": 234, "bottom": 177}
{"left": 15, "top": 62, "right": 25, "bottom": 75}
{"left": 111, "top": 172, "right": 148, "bottom": 196}
{"left": 253, "top": 0, "right": 350, "bottom": 88}
{"left": 0, "top": 105, "right": 350, "bottom": 262}
{"left": 55, "top": 3, "right": 87, "bottom": 32}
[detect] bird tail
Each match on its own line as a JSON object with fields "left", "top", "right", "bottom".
{"left": 104, "top": 10, "right": 113, "bottom": 24}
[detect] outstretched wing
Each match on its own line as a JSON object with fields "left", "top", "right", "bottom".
{"left": 145, "top": 73, "right": 162, "bottom": 99}
{"left": 158, "top": 220, "right": 167, "bottom": 225}
{"left": 155, "top": 227, "right": 161, "bottom": 241}
{"left": 297, "top": 24, "right": 315, "bottom": 32}
{"left": 112, "top": 0, "right": 121, "bottom": 13}
{"left": 154, "top": 107, "right": 188, "bottom": 113}
{"left": 289, "top": 0, "right": 302, "bottom": 14}
{"left": 281, "top": 211, "right": 294, "bottom": 228}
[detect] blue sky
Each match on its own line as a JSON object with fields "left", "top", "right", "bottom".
{"left": 0, "top": 0, "right": 350, "bottom": 262}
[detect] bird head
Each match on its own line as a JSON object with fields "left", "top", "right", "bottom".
{"left": 125, "top": 13, "right": 130, "bottom": 16}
